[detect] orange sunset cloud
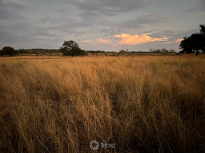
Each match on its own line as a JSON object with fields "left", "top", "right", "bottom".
{"left": 165, "top": 39, "right": 183, "bottom": 43}
{"left": 114, "top": 33, "right": 168, "bottom": 45}
{"left": 96, "top": 38, "right": 113, "bottom": 44}
{"left": 82, "top": 40, "right": 93, "bottom": 43}
{"left": 82, "top": 33, "right": 169, "bottom": 46}
{"left": 176, "top": 39, "right": 183, "bottom": 42}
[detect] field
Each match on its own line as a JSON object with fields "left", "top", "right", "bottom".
{"left": 0, "top": 54, "right": 205, "bottom": 153}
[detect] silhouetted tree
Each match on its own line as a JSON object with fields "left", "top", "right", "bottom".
{"left": 190, "top": 33, "right": 201, "bottom": 56}
{"left": 179, "top": 37, "right": 193, "bottom": 53}
{"left": 59, "top": 40, "right": 88, "bottom": 57}
{"left": 1, "top": 46, "right": 17, "bottom": 56}
{"left": 179, "top": 24, "right": 205, "bottom": 56}
{"left": 199, "top": 24, "right": 205, "bottom": 53}
{"left": 200, "top": 24, "right": 205, "bottom": 35}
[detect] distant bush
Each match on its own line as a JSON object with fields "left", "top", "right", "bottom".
{"left": 119, "top": 50, "right": 126, "bottom": 53}
{"left": 89, "top": 50, "right": 105, "bottom": 53}
{"left": 149, "top": 48, "right": 176, "bottom": 53}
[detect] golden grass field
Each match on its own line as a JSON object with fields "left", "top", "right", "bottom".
{"left": 0, "top": 54, "right": 205, "bottom": 153}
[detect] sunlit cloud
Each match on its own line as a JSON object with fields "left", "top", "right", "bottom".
{"left": 114, "top": 33, "right": 168, "bottom": 45}
{"left": 82, "top": 38, "right": 118, "bottom": 46}
{"left": 176, "top": 39, "right": 183, "bottom": 42}
{"left": 165, "top": 39, "right": 183, "bottom": 43}
{"left": 97, "top": 38, "right": 112, "bottom": 44}
{"left": 82, "top": 33, "right": 169, "bottom": 46}
{"left": 1, "top": 0, "right": 25, "bottom": 5}
{"left": 114, "top": 33, "right": 132, "bottom": 38}
{"left": 82, "top": 40, "right": 93, "bottom": 43}
{"left": 96, "top": 38, "right": 118, "bottom": 45}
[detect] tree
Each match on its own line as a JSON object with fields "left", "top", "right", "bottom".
{"left": 179, "top": 24, "right": 205, "bottom": 56}
{"left": 1, "top": 46, "right": 17, "bottom": 56}
{"left": 179, "top": 37, "right": 193, "bottom": 53}
{"left": 190, "top": 33, "right": 202, "bottom": 56}
{"left": 199, "top": 24, "right": 205, "bottom": 53}
{"left": 59, "top": 40, "right": 88, "bottom": 57}
{"left": 200, "top": 24, "right": 205, "bottom": 35}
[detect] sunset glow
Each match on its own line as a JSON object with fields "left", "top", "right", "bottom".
{"left": 83, "top": 33, "right": 169, "bottom": 46}
{"left": 114, "top": 33, "right": 168, "bottom": 45}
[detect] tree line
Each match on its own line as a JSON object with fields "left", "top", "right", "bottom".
{"left": 0, "top": 48, "right": 61, "bottom": 56}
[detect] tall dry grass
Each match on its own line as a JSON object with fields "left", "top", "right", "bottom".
{"left": 0, "top": 55, "right": 205, "bottom": 153}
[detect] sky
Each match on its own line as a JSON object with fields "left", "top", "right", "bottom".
{"left": 0, "top": 0, "right": 204, "bottom": 52}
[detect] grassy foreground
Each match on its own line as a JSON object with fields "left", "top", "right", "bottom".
{"left": 0, "top": 55, "right": 205, "bottom": 153}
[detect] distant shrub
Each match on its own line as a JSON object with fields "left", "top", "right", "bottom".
{"left": 119, "top": 50, "right": 126, "bottom": 53}
{"left": 149, "top": 48, "right": 176, "bottom": 53}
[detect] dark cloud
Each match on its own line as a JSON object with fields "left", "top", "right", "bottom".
{"left": 122, "top": 12, "right": 171, "bottom": 29}
{"left": 0, "top": 30, "right": 34, "bottom": 43}
{"left": 147, "top": 28, "right": 199, "bottom": 42}
{"left": 55, "top": 8, "right": 70, "bottom": 14}
{"left": 78, "top": 11, "right": 115, "bottom": 27}
{"left": 188, "top": 0, "right": 205, "bottom": 12}
{"left": 0, "top": 18, "right": 90, "bottom": 46}
{"left": 0, "top": 19, "right": 55, "bottom": 44}
{"left": 76, "top": 12, "right": 171, "bottom": 35}
{"left": 0, "top": 8, "right": 26, "bottom": 20}
{"left": 67, "top": 0, "right": 152, "bottom": 15}
{"left": 0, "top": 0, "right": 27, "bottom": 20}
{"left": 0, "top": 0, "right": 27, "bottom": 10}
{"left": 175, "top": 28, "right": 199, "bottom": 37}
{"left": 100, "top": 27, "right": 134, "bottom": 35}
{"left": 41, "top": 17, "right": 60, "bottom": 24}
